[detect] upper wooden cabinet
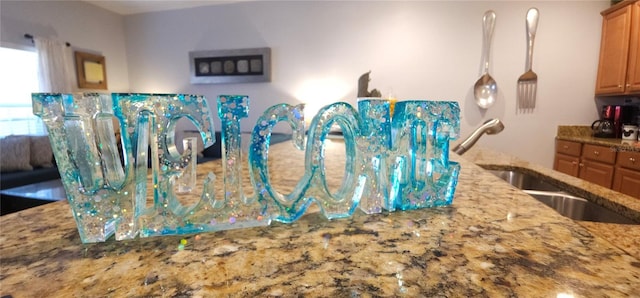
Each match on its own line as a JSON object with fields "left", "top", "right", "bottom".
{"left": 595, "top": 0, "right": 640, "bottom": 95}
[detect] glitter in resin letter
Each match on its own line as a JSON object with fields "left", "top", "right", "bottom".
{"left": 356, "top": 99, "right": 395, "bottom": 214}
{"left": 33, "top": 93, "right": 134, "bottom": 243}
{"left": 248, "top": 103, "right": 306, "bottom": 222}
{"left": 188, "top": 95, "right": 273, "bottom": 230}
{"left": 294, "top": 102, "right": 366, "bottom": 221}
{"left": 391, "top": 100, "right": 461, "bottom": 210}
{"left": 113, "top": 93, "right": 217, "bottom": 237}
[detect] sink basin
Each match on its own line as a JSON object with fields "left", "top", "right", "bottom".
{"left": 488, "top": 169, "right": 563, "bottom": 192}
{"left": 487, "top": 169, "right": 638, "bottom": 225}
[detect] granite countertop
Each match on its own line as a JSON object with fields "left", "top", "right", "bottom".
{"left": 556, "top": 125, "right": 640, "bottom": 151}
{"left": 1, "top": 140, "right": 640, "bottom": 297}
{"left": 463, "top": 146, "right": 640, "bottom": 262}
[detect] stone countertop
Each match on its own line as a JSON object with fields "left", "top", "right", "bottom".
{"left": 2, "top": 140, "right": 640, "bottom": 297}
{"left": 556, "top": 125, "right": 640, "bottom": 151}
{"left": 463, "top": 146, "right": 640, "bottom": 261}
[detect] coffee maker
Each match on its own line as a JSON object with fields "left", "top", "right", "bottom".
{"left": 592, "top": 105, "right": 637, "bottom": 138}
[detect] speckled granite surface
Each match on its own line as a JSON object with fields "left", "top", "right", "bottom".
{"left": 464, "top": 145, "right": 640, "bottom": 261}
{"left": 557, "top": 125, "right": 640, "bottom": 152}
{"left": 1, "top": 140, "right": 640, "bottom": 297}
{"left": 578, "top": 222, "right": 640, "bottom": 260}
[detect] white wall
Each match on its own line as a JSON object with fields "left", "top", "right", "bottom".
{"left": 1, "top": 0, "right": 609, "bottom": 168}
{"left": 123, "top": 1, "right": 609, "bottom": 168}
{"left": 0, "top": 0, "right": 130, "bottom": 92}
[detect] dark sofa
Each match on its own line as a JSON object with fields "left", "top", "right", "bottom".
{"left": 0, "top": 135, "right": 59, "bottom": 190}
{"left": 1, "top": 167, "right": 60, "bottom": 190}
{"left": 0, "top": 135, "right": 60, "bottom": 215}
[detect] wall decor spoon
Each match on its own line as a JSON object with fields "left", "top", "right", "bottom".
{"left": 473, "top": 10, "right": 498, "bottom": 109}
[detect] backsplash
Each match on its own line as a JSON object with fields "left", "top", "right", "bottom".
{"left": 556, "top": 125, "right": 592, "bottom": 139}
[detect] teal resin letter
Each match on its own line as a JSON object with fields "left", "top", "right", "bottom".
{"left": 250, "top": 101, "right": 366, "bottom": 223}
{"left": 356, "top": 99, "right": 395, "bottom": 214}
{"left": 248, "top": 103, "right": 306, "bottom": 222}
{"left": 193, "top": 95, "right": 272, "bottom": 230}
{"left": 391, "top": 100, "right": 461, "bottom": 210}
{"left": 299, "top": 102, "right": 366, "bottom": 221}
{"left": 33, "top": 93, "right": 135, "bottom": 243}
{"left": 112, "top": 93, "right": 218, "bottom": 237}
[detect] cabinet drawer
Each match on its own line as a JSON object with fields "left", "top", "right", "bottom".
{"left": 582, "top": 143, "right": 616, "bottom": 164}
{"left": 616, "top": 150, "right": 640, "bottom": 170}
{"left": 556, "top": 140, "right": 582, "bottom": 157}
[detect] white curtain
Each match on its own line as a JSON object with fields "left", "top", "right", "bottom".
{"left": 34, "top": 37, "right": 75, "bottom": 93}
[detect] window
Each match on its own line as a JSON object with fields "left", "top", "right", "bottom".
{"left": 0, "top": 46, "right": 45, "bottom": 137}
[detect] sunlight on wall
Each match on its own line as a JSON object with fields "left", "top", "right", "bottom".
{"left": 294, "top": 77, "right": 351, "bottom": 124}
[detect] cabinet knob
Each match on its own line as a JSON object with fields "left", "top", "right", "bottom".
{"left": 571, "top": 161, "right": 578, "bottom": 166}
{"left": 627, "top": 83, "right": 631, "bottom": 87}
{"left": 593, "top": 150, "right": 599, "bottom": 156}
{"left": 630, "top": 157, "right": 636, "bottom": 163}
{"left": 579, "top": 163, "right": 584, "bottom": 167}
{"left": 618, "top": 85, "right": 623, "bottom": 88}
{"left": 563, "top": 145, "right": 569, "bottom": 149}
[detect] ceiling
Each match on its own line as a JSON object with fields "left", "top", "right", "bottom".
{"left": 83, "top": 0, "right": 238, "bottom": 15}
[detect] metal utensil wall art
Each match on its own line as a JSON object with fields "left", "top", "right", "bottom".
{"left": 33, "top": 93, "right": 460, "bottom": 243}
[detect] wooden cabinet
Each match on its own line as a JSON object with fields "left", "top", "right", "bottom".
{"left": 580, "top": 159, "right": 615, "bottom": 188}
{"left": 554, "top": 154, "right": 580, "bottom": 177}
{"left": 579, "top": 144, "right": 616, "bottom": 188}
{"left": 615, "top": 150, "right": 640, "bottom": 170}
{"left": 595, "top": 0, "right": 640, "bottom": 95}
{"left": 555, "top": 139, "right": 582, "bottom": 157}
{"left": 613, "top": 167, "right": 640, "bottom": 197}
{"left": 554, "top": 139, "right": 640, "bottom": 199}
{"left": 554, "top": 140, "right": 581, "bottom": 176}
{"left": 613, "top": 150, "right": 640, "bottom": 198}
{"left": 581, "top": 143, "right": 617, "bottom": 164}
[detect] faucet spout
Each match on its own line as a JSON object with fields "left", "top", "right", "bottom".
{"left": 452, "top": 118, "right": 504, "bottom": 155}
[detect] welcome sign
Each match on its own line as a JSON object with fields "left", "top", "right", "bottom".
{"left": 33, "top": 93, "right": 460, "bottom": 243}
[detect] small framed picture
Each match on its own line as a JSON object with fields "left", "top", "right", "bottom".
{"left": 189, "top": 47, "right": 271, "bottom": 84}
{"left": 75, "top": 51, "right": 107, "bottom": 89}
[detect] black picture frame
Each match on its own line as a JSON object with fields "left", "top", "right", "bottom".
{"left": 189, "top": 47, "right": 271, "bottom": 84}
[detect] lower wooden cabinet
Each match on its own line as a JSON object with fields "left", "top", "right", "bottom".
{"left": 579, "top": 159, "right": 615, "bottom": 188}
{"left": 553, "top": 139, "right": 640, "bottom": 199}
{"left": 554, "top": 153, "right": 580, "bottom": 177}
{"left": 613, "top": 167, "right": 640, "bottom": 197}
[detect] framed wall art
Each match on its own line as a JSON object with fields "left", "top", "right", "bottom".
{"left": 189, "top": 47, "right": 271, "bottom": 84}
{"left": 75, "top": 51, "right": 107, "bottom": 90}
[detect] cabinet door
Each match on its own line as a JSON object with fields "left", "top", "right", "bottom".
{"left": 579, "top": 159, "right": 614, "bottom": 188}
{"left": 613, "top": 167, "right": 640, "bottom": 199}
{"left": 626, "top": 2, "right": 640, "bottom": 93}
{"left": 596, "top": 4, "right": 632, "bottom": 95}
{"left": 554, "top": 153, "right": 580, "bottom": 177}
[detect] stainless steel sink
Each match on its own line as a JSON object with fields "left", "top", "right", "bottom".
{"left": 488, "top": 169, "right": 563, "bottom": 193}
{"left": 487, "top": 169, "right": 638, "bottom": 225}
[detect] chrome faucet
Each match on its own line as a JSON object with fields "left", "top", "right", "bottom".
{"left": 452, "top": 118, "right": 504, "bottom": 155}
